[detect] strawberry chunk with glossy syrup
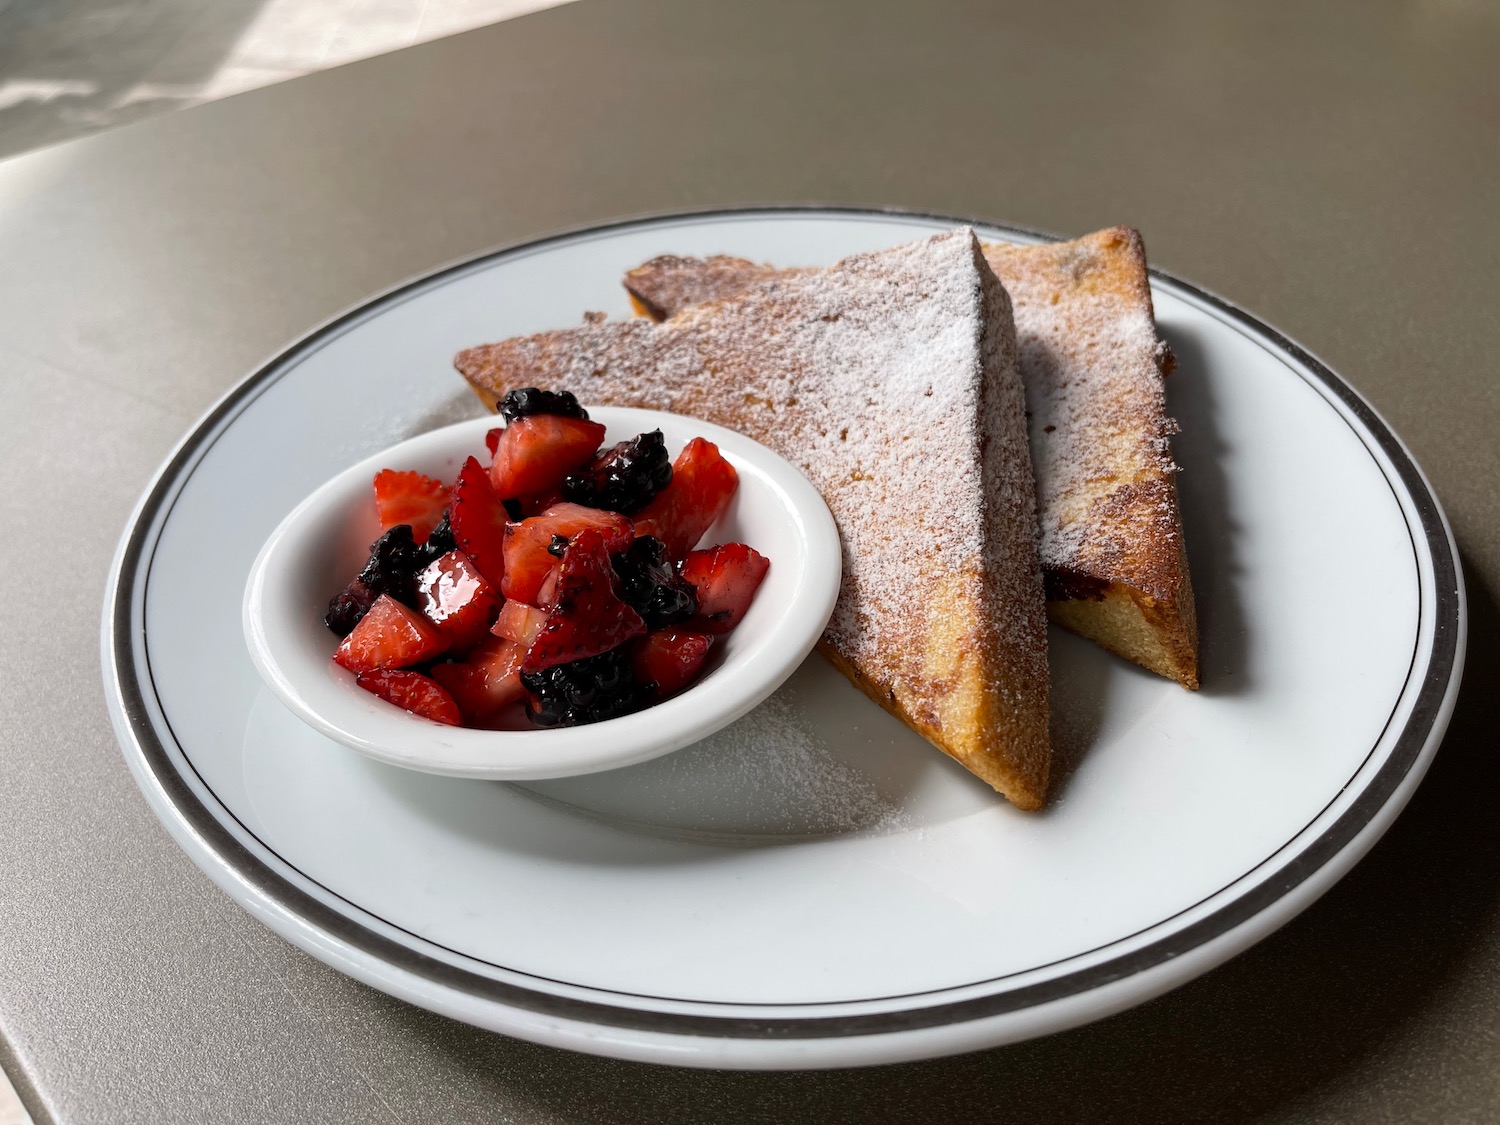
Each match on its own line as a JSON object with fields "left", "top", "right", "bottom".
{"left": 632, "top": 630, "right": 714, "bottom": 699}
{"left": 680, "top": 544, "right": 770, "bottom": 634}
{"left": 355, "top": 668, "right": 462, "bottom": 725}
{"left": 430, "top": 636, "right": 526, "bottom": 722}
{"left": 491, "top": 599, "right": 548, "bottom": 648}
{"left": 416, "top": 549, "right": 500, "bottom": 653}
{"left": 522, "top": 529, "right": 646, "bottom": 672}
{"left": 334, "top": 594, "right": 449, "bottom": 673}
{"left": 501, "top": 502, "right": 633, "bottom": 605}
{"left": 537, "top": 502, "right": 635, "bottom": 549}
{"left": 489, "top": 415, "right": 606, "bottom": 501}
{"left": 449, "top": 456, "right": 508, "bottom": 589}
{"left": 324, "top": 405, "right": 763, "bottom": 732}
{"left": 631, "top": 438, "right": 738, "bottom": 560}
{"left": 372, "top": 469, "right": 450, "bottom": 543}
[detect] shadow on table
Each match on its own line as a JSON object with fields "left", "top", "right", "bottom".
{"left": 364, "top": 560, "right": 1497, "bottom": 1124}
{"left": 0, "top": 0, "right": 270, "bottom": 160}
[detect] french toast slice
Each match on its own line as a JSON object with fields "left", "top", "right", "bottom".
{"left": 456, "top": 230, "right": 1052, "bottom": 809}
{"left": 624, "top": 227, "right": 1199, "bottom": 690}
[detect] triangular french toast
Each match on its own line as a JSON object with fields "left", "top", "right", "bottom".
{"left": 456, "top": 230, "right": 1052, "bottom": 809}
{"left": 625, "top": 227, "right": 1199, "bottom": 689}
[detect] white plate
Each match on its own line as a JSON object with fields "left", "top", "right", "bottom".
{"left": 242, "top": 408, "right": 841, "bottom": 779}
{"left": 103, "top": 208, "right": 1466, "bottom": 1070}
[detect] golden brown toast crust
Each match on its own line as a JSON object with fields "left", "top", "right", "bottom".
{"left": 457, "top": 230, "right": 1051, "bottom": 809}
{"left": 624, "top": 228, "right": 1199, "bottom": 690}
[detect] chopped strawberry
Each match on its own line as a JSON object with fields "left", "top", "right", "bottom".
{"left": 449, "top": 456, "right": 508, "bottom": 589}
{"left": 416, "top": 550, "right": 500, "bottom": 653}
{"left": 334, "top": 594, "right": 449, "bottom": 673}
{"left": 522, "top": 530, "right": 646, "bottom": 672}
{"left": 536, "top": 502, "right": 635, "bottom": 547}
{"left": 631, "top": 630, "right": 714, "bottom": 699}
{"left": 501, "top": 503, "right": 633, "bottom": 605}
{"left": 501, "top": 531, "right": 560, "bottom": 606}
{"left": 491, "top": 599, "right": 548, "bottom": 648}
{"left": 489, "top": 415, "right": 606, "bottom": 501}
{"left": 631, "top": 438, "right": 738, "bottom": 560}
{"left": 372, "top": 469, "right": 450, "bottom": 543}
{"left": 515, "top": 488, "right": 566, "bottom": 518}
{"left": 355, "top": 668, "right": 462, "bottom": 725}
{"left": 327, "top": 410, "right": 765, "bottom": 730}
{"left": 430, "top": 637, "right": 527, "bottom": 722}
{"left": 680, "top": 544, "right": 770, "bottom": 634}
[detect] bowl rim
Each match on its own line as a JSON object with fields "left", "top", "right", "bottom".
{"left": 242, "top": 405, "right": 841, "bottom": 779}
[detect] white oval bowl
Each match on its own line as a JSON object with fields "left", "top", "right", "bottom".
{"left": 243, "top": 406, "right": 840, "bottom": 779}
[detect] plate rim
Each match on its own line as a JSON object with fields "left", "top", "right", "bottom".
{"left": 101, "top": 204, "right": 1467, "bottom": 1063}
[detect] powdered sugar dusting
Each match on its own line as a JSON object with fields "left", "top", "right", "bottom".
{"left": 624, "top": 231, "right": 1186, "bottom": 603}
{"left": 518, "top": 690, "right": 909, "bottom": 839}
{"left": 641, "top": 692, "right": 909, "bottom": 836}
{"left": 992, "top": 233, "right": 1183, "bottom": 596}
{"left": 666, "top": 231, "right": 1005, "bottom": 673}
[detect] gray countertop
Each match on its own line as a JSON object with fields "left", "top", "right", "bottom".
{"left": 2, "top": 0, "right": 1498, "bottom": 1121}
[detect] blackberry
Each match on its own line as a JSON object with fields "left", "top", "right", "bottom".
{"left": 520, "top": 648, "right": 648, "bottom": 727}
{"left": 421, "top": 509, "right": 456, "bottom": 563}
{"left": 324, "top": 578, "right": 377, "bottom": 637}
{"left": 355, "top": 524, "right": 426, "bottom": 606}
{"left": 497, "top": 387, "right": 589, "bottom": 423}
{"left": 562, "top": 429, "right": 672, "bottom": 513}
{"left": 611, "top": 535, "right": 697, "bottom": 628}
